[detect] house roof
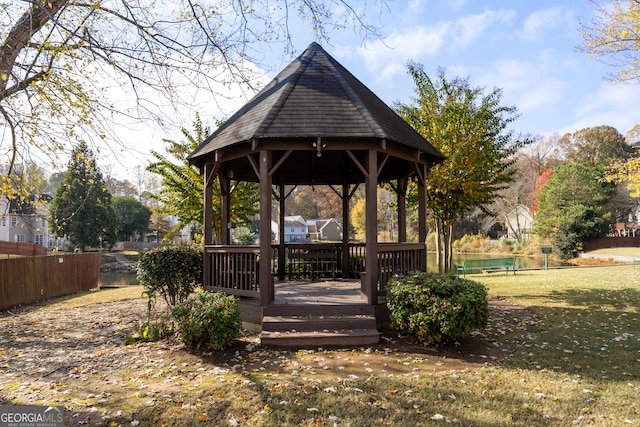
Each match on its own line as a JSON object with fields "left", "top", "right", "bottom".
{"left": 307, "top": 219, "right": 342, "bottom": 233}
{"left": 187, "top": 42, "right": 444, "bottom": 165}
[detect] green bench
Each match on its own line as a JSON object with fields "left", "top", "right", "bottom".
{"left": 456, "top": 257, "right": 517, "bottom": 278}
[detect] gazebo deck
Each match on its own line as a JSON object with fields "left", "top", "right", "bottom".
{"left": 273, "top": 279, "right": 364, "bottom": 305}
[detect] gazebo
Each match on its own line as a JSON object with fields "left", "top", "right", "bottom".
{"left": 188, "top": 42, "right": 445, "bottom": 346}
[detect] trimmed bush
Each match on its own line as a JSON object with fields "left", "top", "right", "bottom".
{"left": 386, "top": 272, "right": 488, "bottom": 346}
{"left": 137, "top": 245, "right": 203, "bottom": 307}
{"left": 171, "top": 291, "right": 241, "bottom": 351}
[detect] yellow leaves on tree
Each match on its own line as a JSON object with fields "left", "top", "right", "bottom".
{"left": 579, "top": 0, "right": 640, "bottom": 83}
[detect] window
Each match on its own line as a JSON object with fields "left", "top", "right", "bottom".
{"left": 290, "top": 227, "right": 295, "bottom": 232}
{"left": 15, "top": 234, "right": 26, "bottom": 242}
{"left": 10, "top": 216, "right": 17, "bottom": 227}
{"left": 41, "top": 217, "right": 46, "bottom": 227}
{"left": 0, "top": 216, "right": 5, "bottom": 227}
{"left": 35, "top": 234, "right": 44, "bottom": 246}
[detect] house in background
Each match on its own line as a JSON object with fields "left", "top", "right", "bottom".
{"left": 504, "top": 204, "right": 533, "bottom": 242}
{"left": 271, "top": 215, "right": 309, "bottom": 243}
{"left": 0, "top": 195, "right": 69, "bottom": 250}
{"left": 306, "top": 218, "right": 342, "bottom": 241}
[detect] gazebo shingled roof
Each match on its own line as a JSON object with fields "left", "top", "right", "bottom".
{"left": 188, "top": 42, "right": 444, "bottom": 169}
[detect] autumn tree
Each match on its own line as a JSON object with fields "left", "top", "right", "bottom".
{"left": 0, "top": 0, "right": 381, "bottom": 207}
{"left": 397, "top": 64, "right": 524, "bottom": 273}
{"left": 534, "top": 164, "right": 615, "bottom": 259}
{"left": 49, "top": 141, "right": 116, "bottom": 251}
{"left": 559, "top": 125, "right": 634, "bottom": 167}
{"left": 147, "top": 115, "right": 259, "bottom": 242}
{"left": 578, "top": 0, "right": 640, "bottom": 83}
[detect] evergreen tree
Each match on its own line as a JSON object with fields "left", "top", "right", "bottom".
{"left": 49, "top": 142, "right": 116, "bottom": 251}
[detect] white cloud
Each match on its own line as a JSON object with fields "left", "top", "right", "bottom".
{"left": 521, "top": 7, "right": 567, "bottom": 41}
{"left": 342, "top": 7, "right": 514, "bottom": 84}
{"left": 452, "top": 8, "right": 515, "bottom": 47}
{"left": 342, "top": 23, "right": 450, "bottom": 82}
{"left": 477, "top": 52, "right": 565, "bottom": 112}
{"left": 567, "top": 83, "right": 640, "bottom": 134}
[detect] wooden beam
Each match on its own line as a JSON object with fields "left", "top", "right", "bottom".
{"left": 269, "top": 150, "right": 293, "bottom": 176}
{"left": 346, "top": 150, "right": 368, "bottom": 178}
{"left": 247, "top": 153, "right": 260, "bottom": 179}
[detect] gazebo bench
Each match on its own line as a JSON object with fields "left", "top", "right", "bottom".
{"left": 456, "top": 257, "right": 516, "bottom": 278}
{"left": 288, "top": 251, "right": 337, "bottom": 280}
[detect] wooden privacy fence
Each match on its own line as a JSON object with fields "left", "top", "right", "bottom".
{"left": 0, "top": 241, "right": 46, "bottom": 257}
{"left": 0, "top": 253, "right": 101, "bottom": 310}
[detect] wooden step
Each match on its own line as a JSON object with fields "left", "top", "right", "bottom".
{"left": 262, "top": 303, "right": 375, "bottom": 317}
{"left": 262, "top": 314, "right": 377, "bottom": 332}
{"left": 260, "top": 312, "right": 379, "bottom": 346}
{"left": 261, "top": 328, "right": 380, "bottom": 347}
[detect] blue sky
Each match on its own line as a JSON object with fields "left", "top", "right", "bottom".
{"left": 275, "top": 0, "right": 640, "bottom": 138}
{"left": 112, "top": 1, "right": 640, "bottom": 178}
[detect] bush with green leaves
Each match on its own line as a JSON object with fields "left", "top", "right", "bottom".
{"left": 171, "top": 291, "right": 241, "bottom": 351}
{"left": 386, "top": 272, "right": 488, "bottom": 346}
{"left": 137, "top": 245, "right": 203, "bottom": 307}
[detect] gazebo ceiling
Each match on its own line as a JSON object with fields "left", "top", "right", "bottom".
{"left": 188, "top": 42, "right": 445, "bottom": 185}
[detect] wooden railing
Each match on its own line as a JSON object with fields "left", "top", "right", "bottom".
{"left": 376, "top": 243, "right": 426, "bottom": 295}
{"left": 205, "top": 246, "right": 262, "bottom": 297}
{"left": 204, "top": 242, "right": 426, "bottom": 299}
{"left": 286, "top": 243, "right": 341, "bottom": 279}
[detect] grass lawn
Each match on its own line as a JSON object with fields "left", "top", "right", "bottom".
{"left": 475, "top": 266, "right": 640, "bottom": 426}
{"left": 2, "top": 266, "right": 640, "bottom": 426}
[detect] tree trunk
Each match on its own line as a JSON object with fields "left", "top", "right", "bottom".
{"left": 434, "top": 218, "right": 444, "bottom": 273}
{"left": 434, "top": 218, "right": 455, "bottom": 274}
{"left": 444, "top": 221, "right": 454, "bottom": 273}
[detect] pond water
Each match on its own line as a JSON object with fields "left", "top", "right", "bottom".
{"left": 426, "top": 253, "right": 568, "bottom": 272}
{"left": 99, "top": 272, "right": 138, "bottom": 287}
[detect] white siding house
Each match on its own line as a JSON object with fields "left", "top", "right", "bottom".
{"left": 504, "top": 205, "right": 533, "bottom": 242}
{"left": 271, "top": 215, "right": 309, "bottom": 243}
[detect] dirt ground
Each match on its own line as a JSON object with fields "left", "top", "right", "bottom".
{"left": 0, "top": 296, "right": 539, "bottom": 423}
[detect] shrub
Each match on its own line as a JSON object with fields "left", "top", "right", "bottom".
{"left": 137, "top": 245, "right": 203, "bottom": 307}
{"left": 124, "top": 291, "right": 172, "bottom": 345}
{"left": 386, "top": 272, "right": 488, "bottom": 346}
{"left": 172, "top": 291, "right": 241, "bottom": 351}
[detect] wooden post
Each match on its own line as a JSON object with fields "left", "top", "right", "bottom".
{"left": 220, "top": 173, "right": 230, "bottom": 245}
{"left": 203, "top": 164, "right": 214, "bottom": 289}
{"left": 259, "top": 150, "right": 274, "bottom": 306}
{"left": 203, "top": 163, "right": 214, "bottom": 245}
{"left": 342, "top": 181, "right": 350, "bottom": 278}
{"left": 278, "top": 183, "right": 286, "bottom": 280}
{"left": 397, "top": 177, "right": 407, "bottom": 243}
{"left": 417, "top": 164, "right": 427, "bottom": 272}
{"left": 363, "top": 149, "right": 378, "bottom": 305}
